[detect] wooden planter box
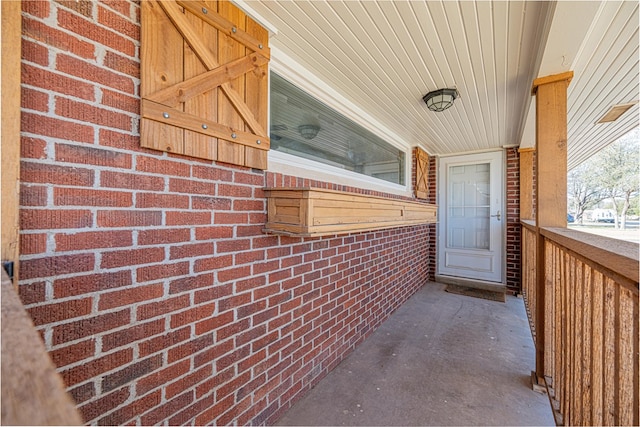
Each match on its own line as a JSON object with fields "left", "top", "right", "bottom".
{"left": 264, "top": 187, "right": 437, "bottom": 237}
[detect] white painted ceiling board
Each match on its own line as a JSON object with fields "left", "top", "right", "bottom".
{"left": 243, "top": 0, "right": 638, "bottom": 165}
{"left": 566, "top": 0, "right": 639, "bottom": 169}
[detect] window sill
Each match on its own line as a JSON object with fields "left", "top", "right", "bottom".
{"left": 268, "top": 150, "right": 411, "bottom": 197}
{"left": 264, "top": 187, "right": 437, "bottom": 237}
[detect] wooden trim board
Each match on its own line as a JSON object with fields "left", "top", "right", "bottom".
{"left": 519, "top": 149, "right": 534, "bottom": 220}
{"left": 264, "top": 187, "right": 437, "bottom": 237}
{"left": 1, "top": 0, "right": 21, "bottom": 282}
{"left": 531, "top": 71, "right": 574, "bottom": 95}
{"left": 540, "top": 226, "right": 639, "bottom": 285}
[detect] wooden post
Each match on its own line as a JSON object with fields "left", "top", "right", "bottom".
{"left": 519, "top": 148, "right": 535, "bottom": 221}
{"left": 531, "top": 71, "right": 573, "bottom": 385}
{"left": 1, "top": 0, "right": 22, "bottom": 284}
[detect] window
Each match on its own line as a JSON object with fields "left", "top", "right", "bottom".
{"left": 270, "top": 72, "right": 405, "bottom": 185}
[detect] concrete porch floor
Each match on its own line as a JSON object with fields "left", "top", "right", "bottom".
{"left": 276, "top": 282, "right": 554, "bottom": 426}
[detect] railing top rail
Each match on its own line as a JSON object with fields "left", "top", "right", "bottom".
{"left": 538, "top": 225, "right": 639, "bottom": 287}
{"left": 1, "top": 271, "right": 83, "bottom": 425}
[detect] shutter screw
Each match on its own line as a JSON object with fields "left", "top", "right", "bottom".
{"left": 232, "top": 27, "right": 237, "bottom": 33}
{"left": 202, "top": 7, "right": 208, "bottom": 14}
{"left": 202, "top": 124, "right": 208, "bottom": 130}
{"left": 162, "top": 112, "right": 170, "bottom": 119}
{"left": 259, "top": 44, "right": 263, "bottom": 49}
{"left": 231, "top": 133, "right": 237, "bottom": 139}
{"left": 256, "top": 140, "right": 261, "bottom": 145}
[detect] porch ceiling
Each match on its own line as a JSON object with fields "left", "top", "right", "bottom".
{"left": 240, "top": 0, "right": 639, "bottom": 166}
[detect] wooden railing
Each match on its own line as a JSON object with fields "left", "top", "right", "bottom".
{"left": 1, "top": 270, "right": 83, "bottom": 425}
{"left": 521, "top": 221, "right": 639, "bottom": 426}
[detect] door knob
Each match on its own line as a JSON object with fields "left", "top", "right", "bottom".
{"left": 490, "top": 210, "right": 501, "bottom": 221}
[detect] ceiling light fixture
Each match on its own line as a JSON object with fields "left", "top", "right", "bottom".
{"left": 423, "top": 88, "right": 459, "bottom": 112}
{"left": 299, "top": 124, "right": 320, "bottom": 140}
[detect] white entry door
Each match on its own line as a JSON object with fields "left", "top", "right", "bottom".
{"left": 438, "top": 151, "right": 504, "bottom": 283}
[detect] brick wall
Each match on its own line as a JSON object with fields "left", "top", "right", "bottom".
{"left": 18, "top": 1, "right": 432, "bottom": 424}
{"left": 411, "top": 150, "right": 437, "bottom": 281}
{"left": 505, "top": 148, "right": 521, "bottom": 293}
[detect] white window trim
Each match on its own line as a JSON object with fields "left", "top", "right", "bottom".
{"left": 269, "top": 151, "right": 408, "bottom": 195}
{"left": 268, "top": 46, "right": 412, "bottom": 197}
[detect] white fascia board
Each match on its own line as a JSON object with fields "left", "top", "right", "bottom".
{"left": 437, "top": 148, "right": 507, "bottom": 159}
{"left": 519, "top": 98, "right": 536, "bottom": 149}
{"left": 537, "top": 1, "right": 602, "bottom": 77}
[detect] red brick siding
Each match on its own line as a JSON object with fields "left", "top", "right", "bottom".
{"left": 18, "top": 2, "right": 433, "bottom": 425}
{"left": 506, "top": 148, "right": 521, "bottom": 293}
{"left": 411, "top": 149, "right": 437, "bottom": 281}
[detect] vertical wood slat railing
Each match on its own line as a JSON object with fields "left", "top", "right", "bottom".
{"left": 521, "top": 221, "right": 639, "bottom": 426}
{"left": 521, "top": 224, "right": 537, "bottom": 340}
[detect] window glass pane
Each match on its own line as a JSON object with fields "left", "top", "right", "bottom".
{"left": 270, "top": 72, "right": 405, "bottom": 185}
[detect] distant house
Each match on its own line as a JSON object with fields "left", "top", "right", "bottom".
{"left": 591, "top": 208, "right": 616, "bottom": 223}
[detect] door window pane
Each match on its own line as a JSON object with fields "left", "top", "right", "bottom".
{"left": 447, "top": 163, "right": 490, "bottom": 250}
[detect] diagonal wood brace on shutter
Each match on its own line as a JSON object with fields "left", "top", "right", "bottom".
{"left": 146, "top": 53, "right": 268, "bottom": 108}
{"left": 141, "top": 0, "right": 270, "bottom": 167}
{"left": 157, "top": 0, "right": 268, "bottom": 138}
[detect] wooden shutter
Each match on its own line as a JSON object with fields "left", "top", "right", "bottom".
{"left": 414, "top": 147, "right": 429, "bottom": 199}
{"left": 141, "top": 0, "right": 270, "bottom": 169}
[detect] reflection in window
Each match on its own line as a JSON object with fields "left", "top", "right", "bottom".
{"left": 270, "top": 72, "right": 405, "bottom": 185}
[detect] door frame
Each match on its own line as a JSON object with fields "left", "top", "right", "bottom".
{"left": 436, "top": 150, "right": 506, "bottom": 285}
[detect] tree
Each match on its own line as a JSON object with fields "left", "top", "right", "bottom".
{"left": 592, "top": 128, "right": 640, "bottom": 229}
{"left": 568, "top": 157, "right": 602, "bottom": 223}
{"left": 628, "top": 195, "right": 640, "bottom": 217}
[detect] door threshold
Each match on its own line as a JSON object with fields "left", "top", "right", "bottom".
{"left": 435, "top": 274, "right": 506, "bottom": 293}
